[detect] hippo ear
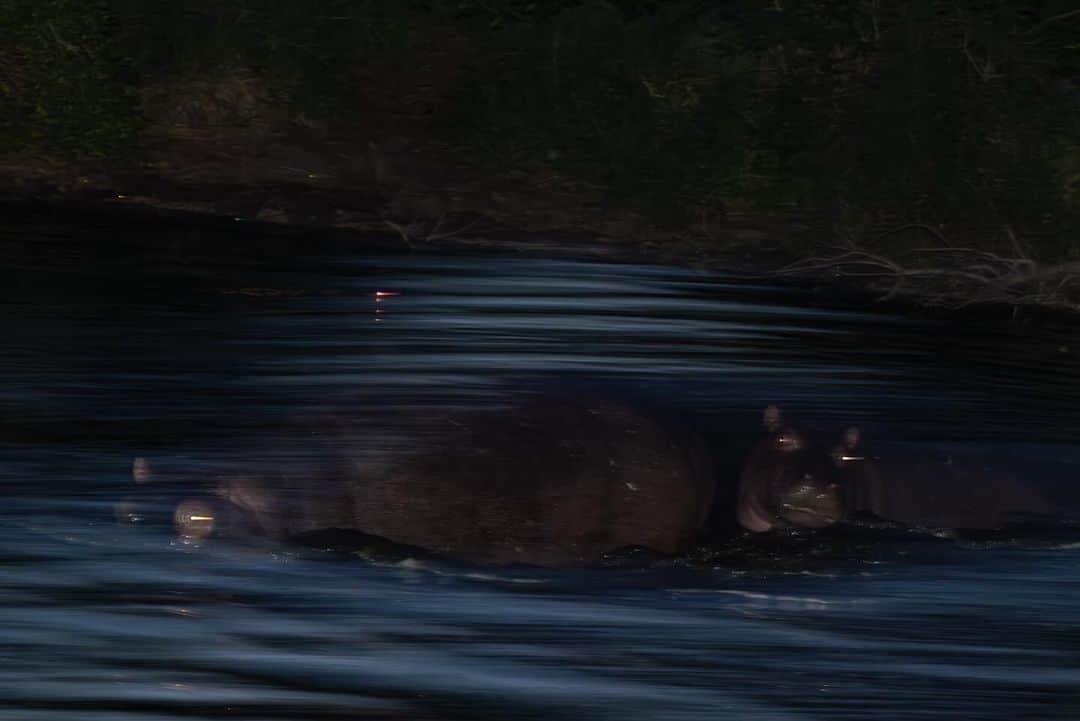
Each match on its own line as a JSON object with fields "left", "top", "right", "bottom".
{"left": 132, "top": 457, "right": 153, "bottom": 485}
{"left": 842, "top": 426, "right": 861, "bottom": 450}
{"left": 762, "top": 405, "right": 783, "bottom": 432}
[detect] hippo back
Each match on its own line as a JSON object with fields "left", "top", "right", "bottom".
{"left": 844, "top": 442, "right": 1060, "bottom": 529}
{"left": 346, "top": 400, "right": 715, "bottom": 565}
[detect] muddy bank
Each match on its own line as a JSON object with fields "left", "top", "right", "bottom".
{"left": 5, "top": 1, "right": 1076, "bottom": 315}
{"left": 0, "top": 110, "right": 660, "bottom": 239}
{"left": 0, "top": 141, "right": 818, "bottom": 266}
{"left": 1, "top": 140, "right": 1075, "bottom": 318}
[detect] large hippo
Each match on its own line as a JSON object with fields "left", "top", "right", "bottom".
{"left": 125, "top": 401, "right": 860, "bottom": 563}
{"left": 161, "top": 397, "right": 721, "bottom": 566}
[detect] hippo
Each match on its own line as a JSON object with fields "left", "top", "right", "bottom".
{"left": 735, "top": 405, "right": 845, "bottom": 532}
{"left": 122, "top": 401, "right": 865, "bottom": 563}
{"left": 833, "top": 429, "right": 1062, "bottom": 529}
{"left": 150, "top": 397, "right": 721, "bottom": 566}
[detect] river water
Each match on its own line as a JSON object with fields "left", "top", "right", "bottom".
{"left": 4, "top": 211, "right": 1080, "bottom": 720}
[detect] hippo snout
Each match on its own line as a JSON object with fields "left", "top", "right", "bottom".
{"left": 174, "top": 499, "right": 217, "bottom": 540}
{"left": 777, "top": 477, "right": 843, "bottom": 529}
{"left": 736, "top": 406, "right": 848, "bottom": 532}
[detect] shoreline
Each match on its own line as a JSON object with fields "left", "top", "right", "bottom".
{"left": 2, "top": 157, "right": 1074, "bottom": 324}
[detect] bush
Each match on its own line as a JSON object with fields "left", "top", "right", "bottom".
{"left": 2, "top": 0, "right": 1075, "bottom": 253}
{"left": 0, "top": 0, "right": 139, "bottom": 157}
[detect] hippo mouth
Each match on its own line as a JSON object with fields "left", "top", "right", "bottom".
{"left": 781, "top": 500, "right": 833, "bottom": 518}
{"left": 780, "top": 500, "right": 838, "bottom": 525}
{"left": 775, "top": 478, "right": 842, "bottom": 529}
{"left": 174, "top": 499, "right": 218, "bottom": 540}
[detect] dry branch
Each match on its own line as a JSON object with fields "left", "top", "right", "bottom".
{"left": 775, "top": 231, "right": 1080, "bottom": 312}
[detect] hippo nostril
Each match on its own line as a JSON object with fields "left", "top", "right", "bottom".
{"left": 114, "top": 501, "right": 145, "bottom": 525}
{"left": 175, "top": 500, "right": 216, "bottom": 540}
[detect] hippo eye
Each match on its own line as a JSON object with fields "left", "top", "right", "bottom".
{"left": 842, "top": 427, "right": 861, "bottom": 450}
{"left": 831, "top": 444, "right": 864, "bottom": 465}
{"left": 174, "top": 500, "right": 216, "bottom": 540}
{"left": 763, "top": 405, "right": 783, "bottom": 432}
{"left": 774, "top": 430, "right": 803, "bottom": 452}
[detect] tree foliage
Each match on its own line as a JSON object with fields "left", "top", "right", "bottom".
{"left": 0, "top": 0, "right": 139, "bottom": 157}
{"left": 2, "top": 0, "right": 1076, "bottom": 249}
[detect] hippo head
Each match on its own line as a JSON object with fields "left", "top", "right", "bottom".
{"left": 117, "top": 457, "right": 288, "bottom": 542}
{"left": 736, "top": 406, "right": 850, "bottom": 532}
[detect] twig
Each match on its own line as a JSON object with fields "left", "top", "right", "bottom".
{"left": 46, "top": 22, "right": 83, "bottom": 56}
{"left": 1002, "top": 224, "right": 1028, "bottom": 260}
{"left": 426, "top": 216, "right": 482, "bottom": 242}
{"left": 775, "top": 232, "right": 1080, "bottom": 311}
{"left": 382, "top": 219, "right": 415, "bottom": 250}
{"left": 1026, "top": 9, "right": 1080, "bottom": 36}
{"left": 382, "top": 213, "right": 482, "bottom": 248}
{"left": 876, "top": 223, "right": 954, "bottom": 247}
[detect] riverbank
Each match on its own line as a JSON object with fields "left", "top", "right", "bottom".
{"left": 4, "top": 3, "right": 1075, "bottom": 313}
{"left": 3, "top": 141, "right": 1078, "bottom": 319}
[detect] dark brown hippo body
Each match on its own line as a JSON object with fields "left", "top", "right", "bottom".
{"left": 837, "top": 440, "right": 1060, "bottom": 529}
{"left": 182, "top": 398, "right": 717, "bottom": 566}
{"left": 149, "top": 402, "right": 1075, "bottom": 561}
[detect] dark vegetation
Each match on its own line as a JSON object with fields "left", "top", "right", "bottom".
{"left": 1, "top": 0, "right": 1078, "bottom": 305}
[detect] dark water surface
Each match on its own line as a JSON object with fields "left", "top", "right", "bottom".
{"left": 4, "top": 213, "right": 1080, "bottom": 719}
